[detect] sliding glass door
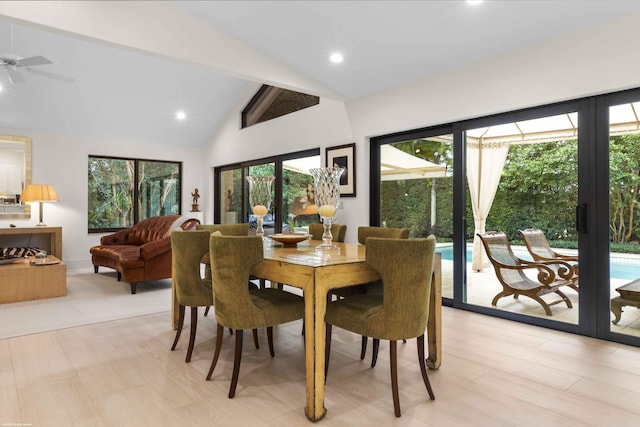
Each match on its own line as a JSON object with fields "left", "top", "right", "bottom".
{"left": 214, "top": 149, "right": 320, "bottom": 235}
{"left": 371, "top": 93, "right": 640, "bottom": 346}
{"left": 604, "top": 94, "right": 640, "bottom": 343}
{"left": 375, "top": 131, "right": 454, "bottom": 299}
{"left": 463, "top": 109, "right": 581, "bottom": 326}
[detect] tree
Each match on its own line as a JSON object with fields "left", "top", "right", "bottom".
{"left": 609, "top": 134, "right": 640, "bottom": 242}
{"left": 491, "top": 141, "right": 578, "bottom": 241}
{"left": 381, "top": 139, "right": 453, "bottom": 238}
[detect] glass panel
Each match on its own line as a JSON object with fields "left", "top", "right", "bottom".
{"left": 379, "top": 136, "right": 454, "bottom": 298}
{"left": 138, "top": 161, "right": 180, "bottom": 220}
{"left": 282, "top": 155, "right": 321, "bottom": 234}
{"left": 465, "top": 113, "right": 579, "bottom": 324}
{"left": 219, "top": 168, "right": 243, "bottom": 224}
{"left": 88, "top": 156, "right": 181, "bottom": 230}
{"left": 88, "top": 157, "right": 134, "bottom": 229}
{"left": 609, "top": 102, "right": 640, "bottom": 337}
{"left": 247, "top": 163, "right": 276, "bottom": 234}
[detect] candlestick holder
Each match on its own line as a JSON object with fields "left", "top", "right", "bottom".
{"left": 309, "top": 167, "right": 344, "bottom": 251}
{"left": 246, "top": 176, "right": 274, "bottom": 240}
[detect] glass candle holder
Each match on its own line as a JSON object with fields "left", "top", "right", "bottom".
{"left": 246, "top": 176, "right": 275, "bottom": 239}
{"left": 310, "top": 167, "right": 344, "bottom": 251}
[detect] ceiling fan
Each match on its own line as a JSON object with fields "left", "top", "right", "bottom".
{"left": 1, "top": 24, "right": 74, "bottom": 84}
{"left": 0, "top": 54, "right": 75, "bottom": 84}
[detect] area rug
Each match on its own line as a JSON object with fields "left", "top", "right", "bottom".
{"left": 0, "top": 267, "right": 172, "bottom": 340}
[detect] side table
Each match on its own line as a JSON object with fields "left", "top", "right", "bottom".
{"left": 0, "top": 256, "right": 67, "bottom": 303}
{"left": 611, "top": 279, "right": 640, "bottom": 325}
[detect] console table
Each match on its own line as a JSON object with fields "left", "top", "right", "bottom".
{"left": 0, "top": 227, "right": 62, "bottom": 259}
{"left": 0, "top": 256, "right": 66, "bottom": 303}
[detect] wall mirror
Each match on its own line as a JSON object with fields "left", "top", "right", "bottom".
{"left": 0, "top": 135, "right": 31, "bottom": 219}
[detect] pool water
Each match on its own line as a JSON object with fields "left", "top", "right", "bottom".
{"left": 436, "top": 245, "right": 639, "bottom": 280}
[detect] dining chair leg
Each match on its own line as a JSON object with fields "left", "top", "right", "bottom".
{"left": 417, "top": 334, "right": 435, "bottom": 400}
{"left": 206, "top": 324, "right": 224, "bottom": 380}
{"left": 324, "top": 323, "right": 332, "bottom": 380}
{"left": 360, "top": 336, "right": 368, "bottom": 360}
{"left": 252, "top": 328, "right": 260, "bottom": 349}
{"left": 371, "top": 338, "right": 380, "bottom": 368}
{"left": 185, "top": 306, "right": 198, "bottom": 362}
{"left": 390, "top": 340, "right": 401, "bottom": 417}
{"left": 229, "top": 329, "right": 244, "bottom": 398}
{"left": 171, "top": 304, "right": 185, "bottom": 351}
{"left": 267, "top": 326, "right": 275, "bottom": 357}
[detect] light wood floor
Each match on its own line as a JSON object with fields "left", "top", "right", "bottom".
{"left": 2, "top": 307, "right": 640, "bottom": 426}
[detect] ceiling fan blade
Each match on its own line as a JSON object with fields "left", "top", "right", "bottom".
{"left": 6, "top": 67, "right": 24, "bottom": 84}
{"left": 27, "top": 68, "right": 75, "bottom": 84}
{"left": 18, "top": 56, "right": 52, "bottom": 67}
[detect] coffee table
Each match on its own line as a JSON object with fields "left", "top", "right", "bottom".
{"left": 0, "top": 256, "right": 66, "bottom": 303}
{"left": 611, "top": 279, "right": 640, "bottom": 325}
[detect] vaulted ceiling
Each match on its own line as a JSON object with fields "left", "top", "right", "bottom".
{"left": 1, "top": 1, "right": 639, "bottom": 147}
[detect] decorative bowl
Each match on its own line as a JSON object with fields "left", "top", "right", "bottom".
{"left": 269, "top": 233, "right": 310, "bottom": 247}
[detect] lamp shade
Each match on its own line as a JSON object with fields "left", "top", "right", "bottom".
{"left": 20, "top": 184, "right": 59, "bottom": 203}
{"left": 20, "top": 184, "right": 58, "bottom": 227}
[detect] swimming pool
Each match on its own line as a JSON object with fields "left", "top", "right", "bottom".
{"left": 436, "top": 244, "right": 640, "bottom": 280}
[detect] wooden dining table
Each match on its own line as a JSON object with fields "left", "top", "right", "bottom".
{"left": 254, "top": 240, "right": 441, "bottom": 421}
{"left": 171, "top": 239, "right": 441, "bottom": 422}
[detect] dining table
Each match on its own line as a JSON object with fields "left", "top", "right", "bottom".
{"left": 172, "top": 239, "right": 441, "bottom": 422}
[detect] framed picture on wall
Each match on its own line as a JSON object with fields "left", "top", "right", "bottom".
{"left": 326, "top": 143, "right": 356, "bottom": 197}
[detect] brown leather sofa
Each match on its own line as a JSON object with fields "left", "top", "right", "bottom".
{"left": 90, "top": 215, "right": 199, "bottom": 294}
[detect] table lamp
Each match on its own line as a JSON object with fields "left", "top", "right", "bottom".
{"left": 20, "top": 184, "right": 58, "bottom": 227}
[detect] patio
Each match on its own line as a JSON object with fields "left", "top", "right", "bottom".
{"left": 438, "top": 247, "right": 640, "bottom": 338}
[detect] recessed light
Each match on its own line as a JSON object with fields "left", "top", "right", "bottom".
{"left": 329, "top": 52, "right": 344, "bottom": 64}
{"left": 466, "top": 0, "right": 483, "bottom": 5}
{"left": 176, "top": 110, "right": 186, "bottom": 120}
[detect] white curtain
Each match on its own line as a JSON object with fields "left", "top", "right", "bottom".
{"left": 466, "top": 140, "right": 509, "bottom": 271}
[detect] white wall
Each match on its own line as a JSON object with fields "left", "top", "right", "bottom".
{"left": 201, "top": 86, "right": 354, "bottom": 225}
{"left": 0, "top": 128, "right": 204, "bottom": 269}
{"left": 4, "top": 6, "right": 640, "bottom": 260}
{"left": 208, "top": 12, "right": 640, "bottom": 243}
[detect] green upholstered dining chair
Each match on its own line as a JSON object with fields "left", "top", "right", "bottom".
{"left": 170, "top": 229, "right": 215, "bottom": 363}
{"left": 308, "top": 222, "right": 347, "bottom": 243}
{"left": 196, "top": 223, "right": 250, "bottom": 235}
{"left": 195, "top": 223, "right": 250, "bottom": 278}
{"left": 357, "top": 226, "right": 410, "bottom": 245}
{"left": 197, "top": 222, "right": 272, "bottom": 291}
{"left": 195, "top": 223, "right": 251, "bottom": 308}
{"left": 325, "top": 236, "right": 437, "bottom": 417}
{"left": 334, "top": 226, "right": 410, "bottom": 361}
{"left": 206, "top": 234, "right": 305, "bottom": 398}
{"left": 171, "top": 230, "right": 258, "bottom": 362}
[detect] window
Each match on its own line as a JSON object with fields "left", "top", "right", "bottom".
{"left": 215, "top": 149, "right": 320, "bottom": 234}
{"left": 88, "top": 156, "right": 181, "bottom": 232}
{"left": 241, "top": 85, "right": 319, "bottom": 128}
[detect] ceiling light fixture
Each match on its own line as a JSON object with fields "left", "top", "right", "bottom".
{"left": 176, "top": 110, "right": 186, "bottom": 120}
{"left": 466, "top": 0, "right": 483, "bottom": 5}
{"left": 329, "top": 52, "right": 344, "bottom": 64}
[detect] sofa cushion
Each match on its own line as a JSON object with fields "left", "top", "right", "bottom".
{"left": 125, "top": 215, "right": 183, "bottom": 245}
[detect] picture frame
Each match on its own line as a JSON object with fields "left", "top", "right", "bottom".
{"left": 325, "top": 143, "right": 356, "bottom": 197}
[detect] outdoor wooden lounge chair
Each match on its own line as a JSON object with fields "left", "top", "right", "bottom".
{"left": 477, "top": 231, "right": 575, "bottom": 316}
{"left": 518, "top": 228, "right": 579, "bottom": 292}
